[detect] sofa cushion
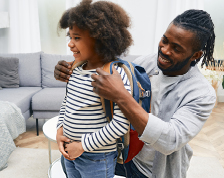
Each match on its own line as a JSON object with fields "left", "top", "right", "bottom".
{"left": 0, "top": 52, "right": 42, "bottom": 87}
{"left": 0, "top": 57, "right": 19, "bottom": 88}
{"left": 32, "top": 88, "right": 66, "bottom": 111}
{"left": 0, "top": 87, "right": 42, "bottom": 114}
{"left": 41, "top": 53, "right": 74, "bottom": 88}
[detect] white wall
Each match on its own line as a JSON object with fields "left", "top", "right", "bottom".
{"left": 0, "top": 0, "right": 9, "bottom": 53}
{"left": 204, "top": 0, "right": 224, "bottom": 102}
{"left": 117, "top": 0, "right": 158, "bottom": 55}
{"left": 99, "top": 0, "right": 204, "bottom": 56}
{"left": 204, "top": 0, "right": 224, "bottom": 60}
{"left": 37, "top": 0, "right": 67, "bottom": 55}
{"left": 0, "top": 0, "right": 41, "bottom": 53}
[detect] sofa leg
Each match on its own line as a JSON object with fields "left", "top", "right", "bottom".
{"left": 36, "top": 119, "right": 39, "bottom": 136}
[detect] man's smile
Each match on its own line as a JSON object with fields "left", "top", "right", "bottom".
{"left": 158, "top": 52, "right": 173, "bottom": 69}
{"left": 159, "top": 56, "right": 171, "bottom": 63}
{"left": 158, "top": 50, "right": 173, "bottom": 64}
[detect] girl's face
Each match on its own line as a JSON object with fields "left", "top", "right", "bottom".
{"left": 68, "top": 25, "right": 101, "bottom": 64}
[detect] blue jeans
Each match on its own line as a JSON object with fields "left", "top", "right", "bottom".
{"left": 115, "top": 160, "right": 148, "bottom": 178}
{"left": 64, "top": 151, "right": 117, "bottom": 178}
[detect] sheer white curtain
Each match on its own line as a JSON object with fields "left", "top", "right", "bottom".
{"left": 0, "top": 0, "right": 41, "bottom": 53}
{"left": 66, "top": 0, "right": 79, "bottom": 55}
{"left": 65, "top": 0, "right": 204, "bottom": 55}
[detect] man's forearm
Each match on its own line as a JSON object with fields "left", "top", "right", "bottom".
{"left": 115, "top": 88, "right": 149, "bottom": 135}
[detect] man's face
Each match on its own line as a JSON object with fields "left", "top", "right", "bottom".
{"left": 157, "top": 23, "right": 196, "bottom": 76}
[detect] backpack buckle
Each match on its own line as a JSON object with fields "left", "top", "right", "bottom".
{"left": 137, "top": 82, "right": 151, "bottom": 100}
{"left": 117, "top": 142, "right": 124, "bottom": 150}
{"left": 140, "top": 90, "right": 151, "bottom": 100}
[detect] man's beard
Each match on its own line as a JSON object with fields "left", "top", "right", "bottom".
{"left": 157, "top": 50, "right": 193, "bottom": 73}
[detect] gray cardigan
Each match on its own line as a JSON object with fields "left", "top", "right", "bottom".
{"left": 132, "top": 54, "right": 216, "bottom": 178}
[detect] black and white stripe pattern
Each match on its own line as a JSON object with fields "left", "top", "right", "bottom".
{"left": 57, "top": 64, "right": 131, "bottom": 153}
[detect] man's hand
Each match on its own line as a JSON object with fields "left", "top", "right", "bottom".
{"left": 54, "top": 60, "right": 73, "bottom": 82}
{"left": 92, "top": 66, "right": 148, "bottom": 136}
{"left": 56, "top": 127, "right": 71, "bottom": 160}
{"left": 64, "top": 141, "right": 84, "bottom": 160}
{"left": 91, "top": 66, "right": 127, "bottom": 102}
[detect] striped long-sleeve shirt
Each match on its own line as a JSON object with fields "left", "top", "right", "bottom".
{"left": 57, "top": 63, "right": 131, "bottom": 153}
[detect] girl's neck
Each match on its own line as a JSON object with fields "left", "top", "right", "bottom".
{"left": 83, "top": 60, "right": 106, "bottom": 70}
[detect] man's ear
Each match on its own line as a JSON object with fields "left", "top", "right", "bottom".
{"left": 191, "top": 51, "right": 203, "bottom": 61}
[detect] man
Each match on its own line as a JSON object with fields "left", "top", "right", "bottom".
{"left": 54, "top": 9, "right": 216, "bottom": 178}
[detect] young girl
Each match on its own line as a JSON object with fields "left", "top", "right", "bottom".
{"left": 56, "top": 0, "right": 133, "bottom": 177}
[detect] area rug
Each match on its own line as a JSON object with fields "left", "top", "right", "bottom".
{"left": 187, "top": 156, "right": 224, "bottom": 178}
{"left": 0, "top": 147, "right": 224, "bottom": 178}
{"left": 0, "top": 147, "right": 61, "bottom": 178}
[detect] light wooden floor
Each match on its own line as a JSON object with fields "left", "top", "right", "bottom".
{"left": 14, "top": 102, "right": 224, "bottom": 167}
{"left": 189, "top": 102, "right": 224, "bottom": 168}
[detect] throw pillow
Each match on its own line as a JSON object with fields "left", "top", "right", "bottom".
{"left": 0, "top": 52, "right": 42, "bottom": 87}
{"left": 0, "top": 57, "right": 19, "bottom": 88}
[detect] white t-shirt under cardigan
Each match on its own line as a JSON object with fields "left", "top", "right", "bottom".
{"left": 57, "top": 64, "right": 131, "bottom": 153}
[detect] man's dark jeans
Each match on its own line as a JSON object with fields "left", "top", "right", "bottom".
{"left": 115, "top": 161, "right": 148, "bottom": 178}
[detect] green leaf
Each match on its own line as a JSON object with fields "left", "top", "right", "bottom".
{"left": 222, "top": 75, "right": 224, "bottom": 89}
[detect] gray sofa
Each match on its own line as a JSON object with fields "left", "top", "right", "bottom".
{"left": 0, "top": 52, "right": 74, "bottom": 135}
{"left": 0, "top": 51, "right": 139, "bottom": 135}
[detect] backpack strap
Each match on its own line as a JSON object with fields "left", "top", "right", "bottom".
{"left": 101, "top": 61, "right": 131, "bottom": 164}
{"left": 71, "top": 60, "right": 87, "bottom": 70}
{"left": 119, "top": 62, "right": 134, "bottom": 96}
{"left": 100, "top": 62, "right": 114, "bottom": 123}
{"left": 127, "top": 61, "right": 145, "bottom": 107}
{"left": 122, "top": 61, "right": 146, "bottom": 109}
{"left": 100, "top": 61, "right": 133, "bottom": 124}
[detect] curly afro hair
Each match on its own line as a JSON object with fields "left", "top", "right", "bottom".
{"left": 58, "top": 0, "right": 133, "bottom": 62}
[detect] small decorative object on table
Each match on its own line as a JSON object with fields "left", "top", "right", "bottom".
{"left": 199, "top": 59, "right": 224, "bottom": 107}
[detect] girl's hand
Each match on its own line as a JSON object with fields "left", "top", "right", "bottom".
{"left": 56, "top": 126, "right": 71, "bottom": 160}
{"left": 64, "top": 141, "right": 84, "bottom": 160}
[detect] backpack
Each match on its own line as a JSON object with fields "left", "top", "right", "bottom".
{"left": 70, "top": 58, "right": 151, "bottom": 164}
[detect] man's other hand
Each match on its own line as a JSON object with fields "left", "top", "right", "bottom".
{"left": 54, "top": 60, "right": 73, "bottom": 82}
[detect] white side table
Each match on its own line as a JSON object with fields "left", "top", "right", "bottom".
{"left": 43, "top": 116, "right": 66, "bottom": 178}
